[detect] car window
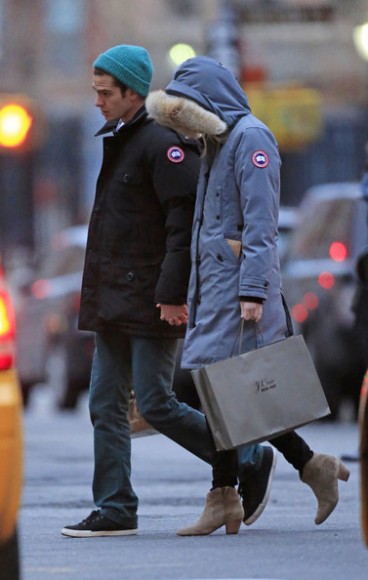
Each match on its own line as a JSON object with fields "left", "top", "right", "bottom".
{"left": 288, "top": 198, "right": 355, "bottom": 260}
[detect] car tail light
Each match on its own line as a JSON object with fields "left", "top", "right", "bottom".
{"left": 302, "top": 291, "right": 319, "bottom": 310}
{"left": 329, "top": 241, "right": 348, "bottom": 262}
{"left": 318, "top": 271, "right": 335, "bottom": 290}
{"left": 0, "top": 288, "right": 16, "bottom": 370}
{"left": 31, "top": 278, "right": 50, "bottom": 299}
{"left": 291, "top": 303, "right": 309, "bottom": 324}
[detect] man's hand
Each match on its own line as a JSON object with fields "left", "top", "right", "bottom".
{"left": 240, "top": 301, "right": 263, "bottom": 323}
{"left": 157, "top": 303, "right": 188, "bottom": 326}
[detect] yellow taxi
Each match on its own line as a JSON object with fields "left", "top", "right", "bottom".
{"left": 0, "top": 258, "right": 23, "bottom": 577}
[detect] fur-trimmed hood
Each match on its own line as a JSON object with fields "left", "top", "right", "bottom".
{"left": 146, "top": 56, "right": 251, "bottom": 137}
{"left": 146, "top": 90, "right": 227, "bottom": 138}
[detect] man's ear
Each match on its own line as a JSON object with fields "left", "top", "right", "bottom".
{"left": 126, "top": 88, "right": 145, "bottom": 103}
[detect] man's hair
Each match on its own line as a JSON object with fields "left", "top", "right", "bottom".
{"left": 93, "top": 67, "right": 128, "bottom": 96}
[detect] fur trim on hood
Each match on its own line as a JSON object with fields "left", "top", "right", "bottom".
{"left": 146, "top": 90, "right": 227, "bottom": 138}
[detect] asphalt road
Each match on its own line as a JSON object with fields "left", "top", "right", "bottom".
{"left": 19, "top": 387, "right": 368, "bottom": 580}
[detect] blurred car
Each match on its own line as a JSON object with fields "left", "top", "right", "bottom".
{"left": 0, "top": 258, "right": 22, "bottom": 578}
{"left": 11, "top": 261, "right": 49, "bottom": 406}
{"left": 282, "top": 182, "right": 368, "bottom": 419}
{"left": 278, "top": 205, "right": 299, "bottom": 266}
{"left": 13, "top": 226, "right": 94, "bottom": 409}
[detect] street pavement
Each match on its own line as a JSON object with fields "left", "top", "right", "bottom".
{"left": 19, "top": 386, "right": 368, "bottom": 580}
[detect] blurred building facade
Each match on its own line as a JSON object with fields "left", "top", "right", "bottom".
{"left": 1, "top": 0, "right": 368, "bottom": 255}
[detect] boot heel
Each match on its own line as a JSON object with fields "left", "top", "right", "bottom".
{"left": 338, "top": 462, "right": 350, "bottom": 482}
{"left": 225, "top": 518, "right": 242, "bottom": 535}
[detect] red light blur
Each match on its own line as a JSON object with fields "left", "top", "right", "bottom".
{"left": 32, "top": 279, "right": 50, "bottom": 299}
{"left": 0, "top": 291, "right": 15, "bottom": 338}
{"left": 318, "top": 271, "right": 335, "bottom": 290}
{"left": 291, "top": 303, "right": 309, "bottom": 324}
{"left": 0, "top": 354, "right": 13, "bottom": 370}
{"left": 329, "top": 241, "right": 347, "bottom": 262}
{"left": 302, "top": 291, "right": 319, "bottom": 310}
{"left": 0, "top": 290, "right": 16, "bottom": 370}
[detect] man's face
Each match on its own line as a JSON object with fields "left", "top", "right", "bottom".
{"left": 92, "top": 73, "right": 133, "bottom": 122}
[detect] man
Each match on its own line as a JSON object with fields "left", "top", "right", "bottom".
{"left": 61, "top": 45, "right": 275, "bottom": 538}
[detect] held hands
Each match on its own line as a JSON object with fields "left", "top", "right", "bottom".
{"left": 240, "top": 301, "right": 263, "bottom": 323}
{"left": 157, "top": 303, "right": 188, "bottom": 326}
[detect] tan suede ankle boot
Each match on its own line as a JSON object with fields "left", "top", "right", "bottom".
{"left": 223, "top": 486, "right": 245, "bottom": 534}
{"left": 176, "top": 486, "right": 244, "bottom": 536}
{"left": 301, "top": 452, "right": 350, "bottom": 524}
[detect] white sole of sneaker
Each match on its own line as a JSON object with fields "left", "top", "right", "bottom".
{"left": 60, "top": 528, "right": 138, "bottom": 538}
{"left": 244, "top": 449, "right": 277, "bottom": 526}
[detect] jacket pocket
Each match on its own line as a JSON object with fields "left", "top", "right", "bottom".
{"left": 225, "top": 238, "right": 242, "bottom": 258}
{"left": 113, "top": 169, "right": 145, "bottom": 212}
{"left": 98, "top": 264, "right": 160, "bottom": 325}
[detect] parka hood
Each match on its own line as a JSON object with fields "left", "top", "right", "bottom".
{"left": 146, "top": 56, "right": 251, "bottom": 139}
{"left": 167, "top": 56, "right": 250, "bottom": 126}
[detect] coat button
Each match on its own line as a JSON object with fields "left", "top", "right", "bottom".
{"left": 123, "top": 173, "right": 129, "bottom": 183}
{"left": 216, "top": 254, "right": 223, "bottom": 262}
{"left": 126, "top": 272, "right": 134, "bottom": 281}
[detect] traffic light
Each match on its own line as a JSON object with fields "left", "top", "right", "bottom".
{"left": 0, "top": 95, "right": 42, "bottom": 252}
{"left": 0, "top": 95, "right": 37, "bottom": 152}
{"left": 0, "top": 103, "right": 32, "bottom": 148}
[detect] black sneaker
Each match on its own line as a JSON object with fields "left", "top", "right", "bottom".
{"left": 61, "top": 510, "right": 138, "bottom": 538}
{"left": 238, "top": 446, "right": 277, "bottom": 526}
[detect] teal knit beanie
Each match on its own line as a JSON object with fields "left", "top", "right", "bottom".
{"left": 93, "top": 45, "right": 153, "bottom": 97}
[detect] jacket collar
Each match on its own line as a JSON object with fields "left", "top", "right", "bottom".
{"left": 95, "top": 106, "right": 147, "bottom": 137}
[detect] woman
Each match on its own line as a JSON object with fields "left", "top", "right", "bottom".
{"left": 146, "top": 56, "right": 349, "bottom": 536}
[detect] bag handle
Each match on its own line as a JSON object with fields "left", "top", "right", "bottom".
{"left": 231, "top": 319, "right": 264, "bottom": 357}
{"left": 232, "top": 292, "right": 293, "bottom": 356}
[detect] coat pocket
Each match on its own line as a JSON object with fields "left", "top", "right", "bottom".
{"left": 225, "top": 238, "right": 242, "bottom": 259}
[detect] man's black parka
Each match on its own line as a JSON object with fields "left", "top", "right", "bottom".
{"left": 78, "top": 107, "right": 200, "bottom": 338}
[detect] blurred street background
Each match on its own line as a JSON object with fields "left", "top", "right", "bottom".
{"left": 1, "top": 0, "right": 368, "bottom": 248}
{"left": 2, "top": 1, "right": 368, "bottom": 577}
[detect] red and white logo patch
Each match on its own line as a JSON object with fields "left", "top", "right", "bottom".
{"left": 167, "top": 146, "right": 185, "bottom": 163}
{"left": 252, "top": 150, "right": 269, "bottom": 168}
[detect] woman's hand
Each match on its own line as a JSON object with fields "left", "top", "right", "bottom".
{"left": 240, "top": 301, "right": 263, "bottom": 323}
{"left": 157, "top": 303, "right": 188, "bottom": 326}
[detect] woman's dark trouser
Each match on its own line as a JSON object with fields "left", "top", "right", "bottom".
{"left": 212, "top": 431, "right": 314, "bottom": 487}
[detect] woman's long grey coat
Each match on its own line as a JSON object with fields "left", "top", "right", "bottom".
{"left": 148, "top": 56, "right": 291, "bottom": 368}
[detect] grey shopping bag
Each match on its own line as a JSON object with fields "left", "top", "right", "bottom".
{"left": 191, "top": 334, "right": 330, "bottom": 451}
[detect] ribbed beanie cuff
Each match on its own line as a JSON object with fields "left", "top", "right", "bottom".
{"left": 93, "top": 45, "right": 153, "bottom": 97}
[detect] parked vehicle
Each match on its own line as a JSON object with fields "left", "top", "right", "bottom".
{"left": 0, "top": 258, "right": 22, "bottom": 578}
{"left": 282, "top": 182, "right": 368, "bottom": 419}
{"left": 278, "top": 205, "right": 299, "bottom": 266}
{"left": 12, "top": 226, "right": 93, "bottom": 408}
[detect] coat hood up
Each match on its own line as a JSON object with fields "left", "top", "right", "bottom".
{"left": 146, "top": 56, "right": 251, "bottom": 138}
